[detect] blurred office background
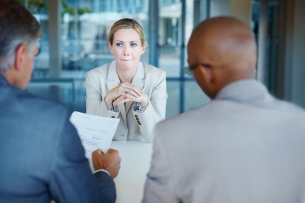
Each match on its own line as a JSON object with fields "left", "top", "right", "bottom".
{"left": 20, "top": 0, "right": 305, "bottom": 119}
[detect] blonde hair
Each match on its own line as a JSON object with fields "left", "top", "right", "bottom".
{"left": 108, "top": 18, "right": 145, "bottom": 45}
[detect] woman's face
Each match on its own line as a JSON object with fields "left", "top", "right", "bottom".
{"left": 109, "top": 28, "right": 146, "bottom": 71}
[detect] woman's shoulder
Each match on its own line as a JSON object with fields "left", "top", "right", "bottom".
{"left": 141, "top": 62, "right": 166, "bottom": 77}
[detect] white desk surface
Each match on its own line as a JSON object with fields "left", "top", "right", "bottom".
{"left": 110, "top": 141, "right": 153, "bottom": 203}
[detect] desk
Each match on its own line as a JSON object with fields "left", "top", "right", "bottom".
{"left": 110, "top": 141, "right": 153, "bottom": 203}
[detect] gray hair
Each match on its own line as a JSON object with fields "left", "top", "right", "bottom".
{"left": 0, "top": 0, "right": 42, "bottom": 73}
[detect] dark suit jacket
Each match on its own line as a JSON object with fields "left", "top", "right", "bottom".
{"left": 0, "top": 75, "right": 116, "bottom": 203}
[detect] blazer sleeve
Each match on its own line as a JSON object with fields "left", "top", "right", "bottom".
{"left": 85, "top": 70, "right": 119, "bottom": 118}
{"left": 49, "top": 107, "right": 116, "bottom": 203}
{"left": 132, "top": 70, "right": 168, "bottom": 142}
{"left": 142, "top": 125, "right": 178, "bottom": 203}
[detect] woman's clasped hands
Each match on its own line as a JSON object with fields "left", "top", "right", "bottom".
{"left": 104, "top": 82, "right": 148, "bottom": 109}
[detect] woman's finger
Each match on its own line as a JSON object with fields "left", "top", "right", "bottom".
{"left": 121, "top": 83, "right": 142, "bottom": 95}
{"left": 119, "top": 86, "right": 142, "bottom": 97}
{"left": 112, "top": 96, "right": 127, "bottom": 106}
{"left": 119, "top": 87, "right": 140, "bottom": 97}
{"left": 124, "top": 92, "right": 137, "bottom": 100}
{"left": 117, "top": 98, "right": 132, "bottom": 105}
{"left": 112, "top": 96, "right": 131, "bottom": 106}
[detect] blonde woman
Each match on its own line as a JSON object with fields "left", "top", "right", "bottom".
{"left": 86, "top": 18, "right": 167, "bottom": 142}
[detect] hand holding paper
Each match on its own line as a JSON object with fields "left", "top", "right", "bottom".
{"left": 70, "top": 111, "right": 120, "bottom": 159}
{"left": 92, "top": 149, "right": 121, "bottom": 178}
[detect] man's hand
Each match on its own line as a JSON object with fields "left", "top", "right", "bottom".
{"left": 92, "top": 148, "right": 121, "bottom": 179}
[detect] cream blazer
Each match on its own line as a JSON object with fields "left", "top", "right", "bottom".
{"left": 143, "top": 79, "right": 305, "bottom": 202}
{"left": 85, "top": 61, "right": 167, "bottom": 142}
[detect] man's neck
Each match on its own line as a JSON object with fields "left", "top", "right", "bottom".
{"left": 1, "top": 70, "right": 18, "bottom": 88}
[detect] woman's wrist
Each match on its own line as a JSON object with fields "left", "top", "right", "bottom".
{"left": 104, "top": 95, "right": 113, "bottom": 109}
{"left": 140, "top": 96, "right": 148, "bottom": 108}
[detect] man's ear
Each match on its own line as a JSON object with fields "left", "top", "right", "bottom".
{"left": 200, "top": 65, "right": 214, "bottom": 85}
{"left": 13, "top": 44, "right": 27, "bottom": 72}
{"left": 108, "top": 41, "right": 113, "bottom": 53}
{"left": 194, "top": 64, "right": 216, "bottom": 98}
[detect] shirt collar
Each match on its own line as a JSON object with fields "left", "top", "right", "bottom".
{"left": 215, "top": 79, "right": 272, "bottom": 103}
{"left": 0, "top": 74, "right": 9, "bottom": 86}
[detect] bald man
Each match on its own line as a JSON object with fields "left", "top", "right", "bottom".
{"left": 142, "top": 17, "right": 305, "bottom": 203}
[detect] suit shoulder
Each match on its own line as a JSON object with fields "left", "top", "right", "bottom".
{"left": 158, "top": 105, "right": 206, "bottom": 129}
{"left": 7, "top": 85, "right": 70, "bottom": 119}
{"left": 142, "top": 62, "right": 166, "bottom": 77}
{"left": 277, "top": 99, "right": 305, "bottom": 117}
{"left": 37, "top": 97, "right": 68, "bottom": 113}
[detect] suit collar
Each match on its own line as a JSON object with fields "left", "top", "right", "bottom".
{"left": 0, "top": 74, "right": 9, "bottom": 86}
{"left": 131, "top": 62, "right": 145, "bottom": 90}
{"left": 128, "top": 62, "right": 145, "bottom": 112}
{"left": 215, "top": 79, "right": 272, "bottom": 103}
{"left": 107, "top": 61, "right": 119, "bottom": 81}
{"left": 105, "top": 61, "right": 126, "bottom": 125}
{"left": 106, "top": 60, "right": 145, "bottom": 84}
{"left": 106, "top": 61, "right": 120, "bottom": 91}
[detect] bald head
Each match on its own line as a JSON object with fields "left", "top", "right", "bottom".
{"left": 187, "top": 17, "right": 257, "bottom": 98}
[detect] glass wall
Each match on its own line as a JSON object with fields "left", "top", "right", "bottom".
{"left": 60, "top": 0, "right": 149, "bottom": 72}
{"left": 23, "top": 0, "right": 210, "bottom": 119}
{"left": 159, "top": 0, "right": 181, "bottom": 78}
{"left": 22, "top": 0, "right": 286, "bottom": 118}
{"left": 251, "top": 0, "right": 280, "bottom": 96}
{"left": 158, "top": 0, "right": 210, "bottom": 116}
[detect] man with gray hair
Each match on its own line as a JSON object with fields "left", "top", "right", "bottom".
{"left": 0, "top": 1, "right": 120, "bottom": 202}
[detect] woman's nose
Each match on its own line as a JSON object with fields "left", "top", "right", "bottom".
{"left": 123, "top": 47, "right": 130, "bottom": 56}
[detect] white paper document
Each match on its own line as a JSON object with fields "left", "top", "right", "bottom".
{"left": 70, "top": 111, "right": 119, "bottom": 159}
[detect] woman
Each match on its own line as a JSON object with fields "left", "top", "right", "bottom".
{"left": 86, "top": 18, "right": 167, "bottom": 142}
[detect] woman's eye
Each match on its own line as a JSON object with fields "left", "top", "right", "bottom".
{"left": 116, "top": 43, "right": 123, "bottom": 47}
{"left": 130, "top": 43, "right": 137, "bottom": 47}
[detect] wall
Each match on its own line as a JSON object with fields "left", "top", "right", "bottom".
{"left": 291, "top": 0, "right": 305, "bottom": 107}
{"left": 210, "top": 0, "right": 252, "bottom": 26}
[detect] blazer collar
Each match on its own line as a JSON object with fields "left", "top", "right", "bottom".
{"left": 126, "top": 62, "right": 145, "bottom": 113}
{"left": 106, "top": 60, "right": 145, "bottom": 87}
{"left": 131, "top": 62, "right": 145, "bottom": 90}
{"left": 106, "top": 61, "right": 120, "bottom": 90}
{"left": 215, "top": 79, "right": 273, "bottom": 104}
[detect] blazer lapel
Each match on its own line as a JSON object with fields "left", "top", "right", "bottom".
{"left": 125, "top": 62, "right": 145, "bottom": 113}
{"left": 106, "top": 61, "right": 127, "bottom": 126}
